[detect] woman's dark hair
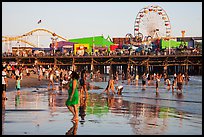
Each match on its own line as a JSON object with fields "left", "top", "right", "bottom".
{"left": 71, "top": 71, "right": 79, "bottom": 80}
{"left": 81, "top": 69, "right": 86, "bottom": 78}
{"left": 16, "top": 75, "right": 19, "bottom": 80}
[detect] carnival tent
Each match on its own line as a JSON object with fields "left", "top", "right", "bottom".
{"left": 69, "top": 35, "right": 114, "bottom": 52}
{"left": 161, "top": 39, "right": 188, "bottom": 49}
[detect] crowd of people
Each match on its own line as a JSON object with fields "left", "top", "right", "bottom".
{"left": 2, "top": 44, "right": 201, "bottom": 58}
{"left": 2, "top": 61, "right": 190, "bottom": 124}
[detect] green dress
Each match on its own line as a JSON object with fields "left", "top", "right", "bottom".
{"left": 66, "top": 79, "right": 79, "bottom": 106}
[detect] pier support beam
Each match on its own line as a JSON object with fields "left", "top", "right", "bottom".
{"left": 127, "top": 63, "right": 130, "bottom": 79}
{"left": 136, "top": 65, "right": 138, "bottom": 75}
{"left": 146, "top": 60, "right": 149, "bottom": 73}
{"left": 72, "top": 58, "right": 75, "bottom": 71}
{"left": 185, "top": 58, "right": 188, "bottom": 74}
{"left": 54, "top": 57, "right": 57, "bottom": 68}
{"left": 91, "top": 58, "right": 94, "bottom": 72}
{"left": 109, "top": 63, "right": 112, "bottom": 77}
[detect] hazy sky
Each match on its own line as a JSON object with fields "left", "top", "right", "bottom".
{"left": 2, "top": 2, "right": 202, "bottom": 50}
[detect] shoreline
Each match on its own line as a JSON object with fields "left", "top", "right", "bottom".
{"left": 7, "top": 73, "right": 48, "bottom": 92}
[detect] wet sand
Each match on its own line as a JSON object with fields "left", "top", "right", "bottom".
{"left": 7, "top": 73, "right": 48, "bottom": 91}
{"left": 2, "top": 75, "right": 202, "bottom": 135}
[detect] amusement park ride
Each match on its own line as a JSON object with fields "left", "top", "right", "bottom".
{"left": 126, "top": 5, "right": 171, "bottom": 46}
{"left": 2, "top": 28, "right": 68, "bottom": 50}
{"left": 2, "top": 5, "right": 202, "bottom": 75}
{"left": 2, "top": 5, "right": 190, "bottom": 52}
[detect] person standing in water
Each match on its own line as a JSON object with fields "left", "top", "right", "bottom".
{"left": 66, "top": 71, "right": 80, "bottom": 121}
{"left": 2, "top": 67, "right": 8, "bottom": 100}
{"left": 103, "top": 75, "right": 116, "bottom": 95}
{"left": 142, "top": 73, "right": 147, "bottom": 90}
{"left": 48, "top": 70, "right": 55, "bottom": 90}
{"left": 155, "top": 74, "right": 159, "bottom": 93}
{"left": 135, "top": 74, "right": 139, "bottom": 86}
{"left": 166, "top": 78, "right": 171, "bottom": 91}
{"left": 176, "top": 71, "right": 184, "bottom": 93}
{"left": 79, "top": 69, "right": 88, "bottom": 98}
{"left": 16, "top": 76, "right": 21, "bottom": 95}
{"left": 184, "top": 72, "right": 190, "bottom": 85}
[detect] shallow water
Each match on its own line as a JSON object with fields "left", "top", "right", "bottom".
{"left": 2, "top": 76, "right": 202, "bottom": 135}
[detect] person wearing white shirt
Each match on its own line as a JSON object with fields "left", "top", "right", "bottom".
{"left": 2, "top": 67, "right": 8, "bottom": 100}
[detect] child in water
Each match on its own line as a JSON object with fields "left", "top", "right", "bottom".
{"left": 16, "top": 76, "right": 21, "bottom": 95}
{"left": 116, "top": 85, "right": 123, "bottom": 95}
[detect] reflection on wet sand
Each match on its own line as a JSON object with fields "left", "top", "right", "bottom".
{"left": 62, "top": 87, "right": 187, "bottom": 135}
{"left": 15, "top": 94, "right": 20, "bottom": 107}
{"left": 85, "top": 92, "right": 187, "bottom": 135}
{"left": 48, "top": 91, "right": 57, "bottom": 115}
{"left": 65, "top": 121, "right": 78, "bottom": 135}
{"left": 79, "top": 95, "right": 87, "bottom": 125}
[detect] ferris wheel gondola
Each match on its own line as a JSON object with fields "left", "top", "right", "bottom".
{"left": 134, "top": 5, "right": 171, "bottom": 41}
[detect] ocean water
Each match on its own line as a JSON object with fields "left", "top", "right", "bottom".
{"left": 2, "top": 76, "right": 202, "bottom": 135}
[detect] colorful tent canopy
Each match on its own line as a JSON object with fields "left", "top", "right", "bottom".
{"left": 161, "top": 39, "right": 188, "bottom": 49}
{"left": 69, "top": 35, "right": 114, "bottom": 52}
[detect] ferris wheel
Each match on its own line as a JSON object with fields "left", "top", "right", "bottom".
{"left": 134, "top": 5, "right": 171, "bottom": 41}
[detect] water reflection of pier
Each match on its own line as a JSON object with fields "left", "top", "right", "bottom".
{"left": 86, "top": 93, "right": 185, "bottom": 135}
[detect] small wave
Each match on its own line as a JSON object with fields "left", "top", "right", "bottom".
{"left": 188, "top": 76, "right": 202, "bottom": 82}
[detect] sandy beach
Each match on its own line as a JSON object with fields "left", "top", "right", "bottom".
{"left": 2, "top": 74, "right": 202, "bottom": 135}
{"left": 7, "top": 73, "right": 48, "bottom": 91}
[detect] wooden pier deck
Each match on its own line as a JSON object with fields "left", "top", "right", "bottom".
{"left": 2, "top": 54, "right": 202, "bottom": 75}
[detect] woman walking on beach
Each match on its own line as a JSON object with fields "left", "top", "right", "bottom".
{"left": 66, "top": 71, "right": 80, "bottom": 121}
{"left": 79, "top": 69, "right": 88, "bottom": 98}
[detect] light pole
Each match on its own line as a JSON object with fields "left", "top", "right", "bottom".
{"left": 92, "top": 36, "right": 95, "bottom": 55}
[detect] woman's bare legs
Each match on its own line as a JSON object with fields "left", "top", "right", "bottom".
{"left": 72, "top": 105, "right": 79, "bottom": 121}
{"left": 67, "top": 105, "right": 75, "bottom": 120}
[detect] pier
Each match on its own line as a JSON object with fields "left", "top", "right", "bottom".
{"left": 2, "top": 54, "right": 202, "bottom": 76}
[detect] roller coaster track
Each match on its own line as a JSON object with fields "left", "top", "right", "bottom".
{"left": 2, "top": 28, "right": 68, "bottom": 48}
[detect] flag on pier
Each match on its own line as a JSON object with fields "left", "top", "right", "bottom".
{"left": 37, "top": 20, "right": 42, "bottom": 24}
